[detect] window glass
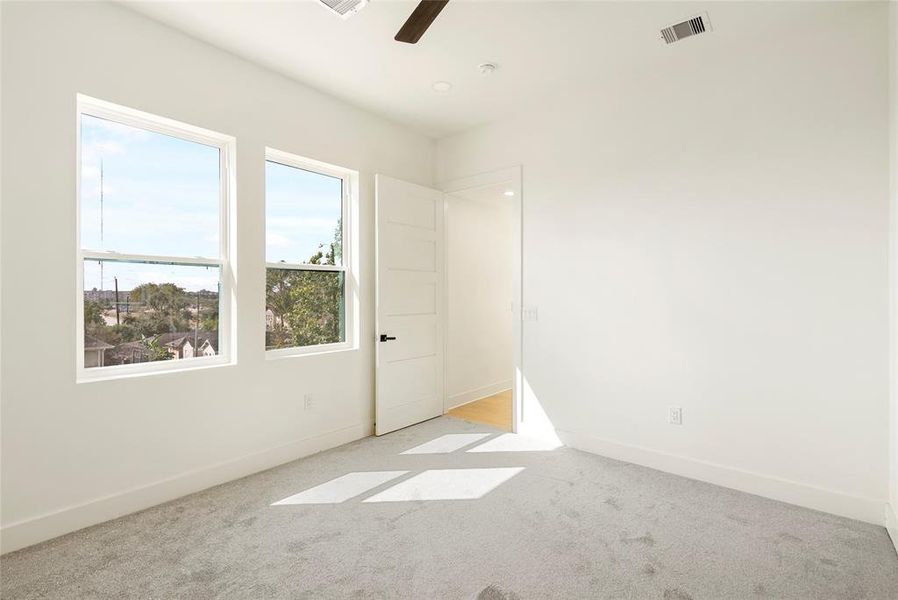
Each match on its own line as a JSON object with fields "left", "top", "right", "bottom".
{"left": 265, "top": 269, "right": 345, "bottom": 350}
{"left": 265, "top": 160, "right": 342, "bottom": 266}
{"left": 83, "top": 260, "right": 221, "bottom": 366}
{"left": 265, "top": 156, "right": 349, "bottom": 352}
{"left": 79, "top": 103, "right": 228, "bottom": 374}
{"left": 80, "top": 114, "right": 220, "bottom": 258}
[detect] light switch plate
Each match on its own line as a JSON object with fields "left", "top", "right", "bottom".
{"left": 668, "top": 406, "right": 683, "bottom": 425}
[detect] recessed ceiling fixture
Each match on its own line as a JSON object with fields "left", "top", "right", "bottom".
{"left": 316, "top": 0, "right": 368, "bottom": 19}
{"left": 432, "top": 81, "right": 452, "bottom": 94}
{"left": 479, "top": 63, "right": 498, "bottom": 75}
{"left": 504, "top": 190, "right": 515, "bottom": 197}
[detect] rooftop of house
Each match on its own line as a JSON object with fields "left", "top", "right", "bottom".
{"left": 84, "top": 335, "right": 114, "bottom": 351}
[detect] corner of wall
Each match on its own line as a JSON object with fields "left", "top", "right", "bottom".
{"left": 888, "top": 503, "right": 898, "bottom": 552}
{"left": 430, "top": 135, "right": 440, "bottom": 188}
{"left": 884, "top": 0, "right": 898, "bottom": 555}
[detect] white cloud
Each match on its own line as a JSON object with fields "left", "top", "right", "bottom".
{"left": 266, "top": 232, "right": 294, "bottom": 248}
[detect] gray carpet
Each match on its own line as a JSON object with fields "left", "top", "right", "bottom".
{"left": 2, "top": 416, "right": 897, "bottom": 599}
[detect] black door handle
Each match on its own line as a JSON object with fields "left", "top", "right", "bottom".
{"left": 379, "top": 334, "right": 397, "bottom": 342}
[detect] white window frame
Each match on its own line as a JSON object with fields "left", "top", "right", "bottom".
{"left": 264, "top": 148, "right": 356, "bottom": 358}
{"left": 75, "top": 95, "right": 236, "bottom": 382}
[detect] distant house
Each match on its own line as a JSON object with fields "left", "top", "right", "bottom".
{"left": 107, "top": 340, "right": 151, "bottom": 365}
{"left": 265, "top": 308, "right": 275, "bottom": 330}
{"left": 157, "top": 332, "right": 217, "bottom": 360}
{"left": 99, "top": 331, "right": 218, "bottom": 367}
{"left": 84, "top": 335, "right": 114, "bottom": 368}
{"left": 197, "top": 339, "right": 216, "bottom": 357}
{"left": 163, "top": 336, "right": 195, "bottom": 359}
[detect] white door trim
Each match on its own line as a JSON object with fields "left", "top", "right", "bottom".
{"left": 439, "top": 166, "right": 523, "bottom": 433}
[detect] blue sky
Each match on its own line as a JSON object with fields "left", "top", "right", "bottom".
{"left": 265, "top": 160, "right": 342, "bottom": 265}
{"left": 81, "top": 114, "right": 341, "bottom": 292}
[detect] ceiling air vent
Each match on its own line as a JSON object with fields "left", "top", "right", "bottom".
{"left": 318, "top": 0, "right": 369, "bottom": 19}
{"left": 661, "top": 13, "right": 711, "bottom": 44}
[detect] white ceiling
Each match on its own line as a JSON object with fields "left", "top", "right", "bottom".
{"left": 124, "top": 1, "right": 833, "bottom": 138}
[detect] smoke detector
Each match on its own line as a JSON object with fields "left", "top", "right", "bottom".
{"left": 661, "top": 13, "right": 712, "bottom": 44}
{"left": 479, "top": 63, "right": 498, "bottom": 75}
{"left": 317, "top": 0, "right": 369, "bottom": 19}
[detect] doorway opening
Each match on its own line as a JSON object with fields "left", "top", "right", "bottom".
{"left": 441, "top": 168, "right": 522, "bottom": 433}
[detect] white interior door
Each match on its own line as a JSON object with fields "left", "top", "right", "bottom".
{"left": 375, "top": 175, "right": 445, "bottom": 435}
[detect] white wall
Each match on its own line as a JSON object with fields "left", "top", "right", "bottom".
{"left": 0, "top": 2, "right": 433, "bottom": 552}
{"left": 446, "top": 186, "right": 513, "bottom": 408}
{"left": 437, "top": 2, "right": 891, "bottom": 523}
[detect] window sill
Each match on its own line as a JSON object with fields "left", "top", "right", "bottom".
{"left": 76, "top": 356, "right": 234, "bottom": 384}
{"left": 265, "top": 342, "right": 356, "bottom": 361}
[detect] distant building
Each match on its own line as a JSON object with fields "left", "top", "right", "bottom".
{"left": 163, "top": 336, "right": 196, "bottom": 360}
{"left": 106, "top": 340, "right": 150, "bottom": 365}
{"left": 197, "top": 339, "right": 216, "bottom": 357}
{"left": 157, "top": 332, "right": 218, "bottom": 360}
{"left": 92, "top": 331, "right": 219, "bottom": 368}
{"left": 84, "top": 335, "right": 114, "bottom": 368}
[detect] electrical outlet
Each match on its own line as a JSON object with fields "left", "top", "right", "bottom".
{"left": 521, "top": 306, "right": 539, "bottom": 321}
{"left": 668, "top": 406, "right": 683, "bottom": 425}
{"left": 304, "top": 393, "right": 313, "bottom": 410}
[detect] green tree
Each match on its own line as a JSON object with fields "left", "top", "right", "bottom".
{"left": 265, "top": 220, "right": 344, "bottom": 349}
{"left": 130, "top": 283, "right": 191, "bottom": 332}
{"left": 200, "top": 311, "right": 219, "bottom": 333}
{"left": 83, "top": 300, "right": 106, "bottom": 330}
{"left": 142, "top": 337, "right": 172, "bottom": 362}
{"left": 266, "top": 268, "right": 293, "bottom": 332}
{"left": 281, "top": 270, "right": 343, "bottom": 347}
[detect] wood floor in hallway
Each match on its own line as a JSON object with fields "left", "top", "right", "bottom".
{"left": 446, "top": 389, "right": 512, "bottom": 431}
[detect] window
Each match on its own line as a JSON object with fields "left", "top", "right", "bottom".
{"left": 77, "top": 96, "right": 233, "bottom": 379}
{"left": 265, "top": 149, "right": 354, "bottom": 355}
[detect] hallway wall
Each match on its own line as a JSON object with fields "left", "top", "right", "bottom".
{"left": 446, "top": 184, "right": 514, "bottom": 407}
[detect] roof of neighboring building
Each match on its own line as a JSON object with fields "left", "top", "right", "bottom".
{"left": 106, "top": 341, "right": 151, "bottom": 364}
{"left": 157, "top": 331, "right": 218, "bottom": 349}
{"left": 162, "top": 335, "right": 191, "bottom": 350}
{"left": 84, "top": 334, "right": 114, "bottom": 350}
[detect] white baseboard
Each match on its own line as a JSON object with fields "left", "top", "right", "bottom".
{"left": 557, "top": 428, "right": 885, "bottom": 525}
{"left": 887, "top": 503, "right": 898, "bottom": 554}
{"left": 446, "top": 380, "right": 512, "bottom": 411}
{"left": 0, "top": 422, "right": 373, "bottom": 555}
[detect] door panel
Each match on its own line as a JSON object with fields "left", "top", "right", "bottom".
{"left": 375, "top": 175, "right": 444, "bottom": 435}
{"left": 378, "top": 357, "right": 438, "bottom": 410}
{"left": 382, "top": 234, "right": 436, "bottom": 272}
{"left": 382, "top": 275, "right": 436, "bottom": 316}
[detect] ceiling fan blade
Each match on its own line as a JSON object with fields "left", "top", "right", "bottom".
{"left": 395, "top": 0, "right": 449, "bottom": 44}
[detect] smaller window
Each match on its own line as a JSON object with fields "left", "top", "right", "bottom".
{"left": 265, "top": 149, "right": 354, "bottom": 355}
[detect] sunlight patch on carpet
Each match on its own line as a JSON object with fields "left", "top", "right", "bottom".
{"left": 362, "top": 468, "right": 524, "bottom": 502}
{"left": 272, "top": 471, "right": 408, "bottom": 505}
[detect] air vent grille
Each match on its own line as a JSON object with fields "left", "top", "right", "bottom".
{"left": 661, "top": 13, "right": 711, "bottom": 44}
{"left": 318, "top": 0, "right": 369, "bottom": 19}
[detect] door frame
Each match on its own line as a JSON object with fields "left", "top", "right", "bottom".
{"left": 439, "top": 166, "right": 523, "bottom": 433}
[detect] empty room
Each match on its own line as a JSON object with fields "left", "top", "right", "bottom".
{"left": 1, "top": 1, "right": 897, "bottom": 598}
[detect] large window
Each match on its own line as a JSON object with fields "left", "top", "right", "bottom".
{"left": 77, "top": 96, "right": 233, "bottom": 379}
{"left": 265, "top": 149, "right": 353, "bottom": 355}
